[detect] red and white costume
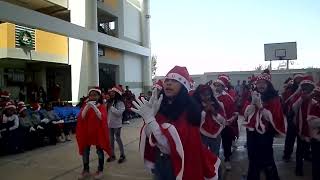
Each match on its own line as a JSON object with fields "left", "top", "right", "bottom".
{"left": 307, "top": 84, "right": 320, "bottom": 141}
{"left": 242, "top": 72, "right": 286, "bottom": 136}
{"left": 214, "top": 76, "right": 239, "bottom": 138}
{"left": 290, "top": 75, "right": 316, "bottom": 141}
{"left": 76, "top": 87, "right": 112, "bottom": 156}
{"left": 139, "top": 66, "right": 220, "bottom": 180}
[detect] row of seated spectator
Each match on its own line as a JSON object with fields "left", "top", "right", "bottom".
{"left": 0, "top": 101, "right": 80, "bottom": 156}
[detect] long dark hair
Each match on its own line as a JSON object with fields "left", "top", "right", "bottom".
{"left": 193, "top": 84, "right": 221, "bottom": 111}
{"left": 109, "top": 92, "right": 123, "bottom": 106}
{"left": 256, "top": 81, "right": 279, "bottom": 102}
{"left": 158, "top": 87, "right": 201, "bottom": 126}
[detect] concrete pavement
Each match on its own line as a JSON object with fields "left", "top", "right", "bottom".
{"left": 0, "top": 118, "right": 312, "bottom": 180}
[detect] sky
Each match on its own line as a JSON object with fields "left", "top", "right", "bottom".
{"left": 150, "top": 0, "right": 320, "bottom": 76}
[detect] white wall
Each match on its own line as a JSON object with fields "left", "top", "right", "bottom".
{"left": 123, "top": 1, "right": 141, "bottom": 42}
{"left": 124, "top": 52, "right": 142, "bottom": 82}
{"left": 130, "top": 88, "right": 142, "bottom": 97}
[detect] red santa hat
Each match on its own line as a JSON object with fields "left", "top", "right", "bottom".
{"left": 5, "top": 101, "right": 16, "bottom": 109}
{"left": 214, "top": 76, "right": 229, "bottom": 87}
{"left": 293, "top": 73, "right": 305, "bottom": 80}
{"left": 31, "top": 103, "right": 41, "bottom": 111}
{"left": 111, "top": 85, "right": 123, "bottom": 95}
{"left": 153, "top": 79, "right": 163, "bottom": 91}
{"left": 17, "top": 102, "right": 27, "bottom": 113}
{"left": 300, "top": 75, "right": 314, "bottom": 86}
{"left": 1, "top": 91, "right": 10, "bottom": 98}
{"left": 256, "top": 69, "right": 271, "bottom": 83}
{"left": 218, "top": 74, "right": 231, "bottom": 82}
{"left": 165, "top": 66, "right": 192, "bottom": 92}
{"left": 88, "top": 86, "right": 102, "bottom": 95}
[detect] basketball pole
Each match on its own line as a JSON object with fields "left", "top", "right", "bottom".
{"left": 269, "top": 60, "right": 272, "bottom": 70}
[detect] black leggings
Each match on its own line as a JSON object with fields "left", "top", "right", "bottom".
{"left": 247, "top": 130, "right": 280, "bottom": 180}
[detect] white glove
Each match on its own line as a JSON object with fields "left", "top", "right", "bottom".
{"left": 131, "top": 94, "right": 163, "bottom": 124}
{"left": 37, "top": 125, "right": 44, "bottom": 130}
{"left": 147, "top": 89, "right": 163, "bottom": 116}
{"left": 58, "top": 120, "right": 64, "bottom": 123}
{"left": 29, "top": 127, "right": 36, "bottom": 132}
{"left": 41, "top": 118, "right": 50, "bottom": 124}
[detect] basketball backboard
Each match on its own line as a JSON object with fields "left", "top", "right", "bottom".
{"left": 264, "top": 42, "right": 297, "bottom": 61}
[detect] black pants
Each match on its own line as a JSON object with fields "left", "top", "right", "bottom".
{"left": 311, "top": 139, "right": 320, "bottom": 180}
{"left": 20, "top": 127, "right": 38, "bottom": 150}
{"left": 153, "top": 149, "right": 175, "bottom": 180}
{"left": 296, "top": 137, "right": 310, "bottom": 172}
{"left": 247, "top": 130, "right": 280, "bottom": 180}
{"left": 82, "top": 146, "right": 104, "bottom": 172}
{"left": 283, "top": 115, "right": 297, "bottom": 158}
{"left": 221, "top": 127, "right": 233, "bottom": 162}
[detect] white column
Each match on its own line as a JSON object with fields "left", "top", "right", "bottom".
{"left": 85, "top": 0, "right": 99, "bottom": 87}
{"left": 69, "top": 0, "right": 98, "bottom": 103}
{"left": 141, "top": 0, "right": 152, "bottom": 92}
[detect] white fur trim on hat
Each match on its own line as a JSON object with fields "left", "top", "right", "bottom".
{"left": 111, "top": 87, "right": 122, "bottom": 95}
{"left": 5, "top": 104, "right": 16, "bottom": 109}
{"left": 19, "top": 106, "right": 27, "bottom": 113}
{"left": 300, "top": 80, "right": 314, "bottom": 86}
{"left": 88, "top": 88, "right": 101, "bottom": 95}
{"left": 294, "top": 74, "right": 304, "bottom": 79}
{"left": 166, "top": 73, "right": 191, "bottom": 91}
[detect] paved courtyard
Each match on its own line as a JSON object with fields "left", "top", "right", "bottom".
{"left": 0, "top": 119, "right": 312, "bottom": 180}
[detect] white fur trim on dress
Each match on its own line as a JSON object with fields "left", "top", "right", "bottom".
{"left": 200, "top": 111, "right": 224, "bottom": 138}
{"left": 139, "top": 124, "right": 155, "bottom": 173}
{"left": 262, "top": 108, "right": 286, "bottom": 136}
{"left": 161, "top": 123, "right": 185, "bottom": 180}
{"left": 307, "top": 116, "right": 320, "bottom": 141}
{"left": 166, "top": 73, "right": 191, "bottom": 92}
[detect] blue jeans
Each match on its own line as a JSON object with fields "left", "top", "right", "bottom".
{"left": 201, "top": 134, "right": 221, "bottom": 156}
{"left": 82, "top": 146, "right": 104, "bottom": 172}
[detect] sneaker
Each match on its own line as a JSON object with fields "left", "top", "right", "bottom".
{"left": 66, "top": 135, "right": 72, "bottom": 141}
{"left": 78, "top": 171, "right": 90, "bottom": 180}
{"left": 118, "top": 155, "right": 126, "bottom": 164}
{"left": 106, "top": 155, "right": 116, "bottom": 162}
{"left": 225, "top": 161, "right": 232, "bottom": 171}
{"left": 93, "top": 171, "right": 103, "bottom": 180}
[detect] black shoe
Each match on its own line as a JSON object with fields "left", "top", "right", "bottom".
{"left": 106, "top": 156, "right": 116, "bottom": 162}
{"left": 118, "top": 155, "right": 126, "bottom": 164}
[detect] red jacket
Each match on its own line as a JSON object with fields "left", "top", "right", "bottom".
{"left": 307, "top": 100, "right": 320, "bottom": 141}
{"left": 216, "top": 92, "right": 239, "bottom": 138}
{"left": 140, "top": 112, "right": 220, "bottom": 180}
{"left": 242, "top": 97, "right": 286, "bottom": 136}
{"left": 76, "top": 103, "right": 112, "bottom": 155}
{"left": 200, "top": 110, "right": 225, "bottom": 138}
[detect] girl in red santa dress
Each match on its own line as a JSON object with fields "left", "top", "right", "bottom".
{"left": 307, "top": 83, "right": 320, "bottom": 180}
{"left": 134, "top": 66, "right": 220, "bottom": 180}
{"left": 212, "top": 75, "right": 238, "bottom": 171}
{"left": 76, "top": 87, "right": 112, "bottom": 180}
{"left": 290, "top": 75, "right": 315, "bottom": 176}
{"left": 242, "top": 69, "right": 286, "bottom": 180}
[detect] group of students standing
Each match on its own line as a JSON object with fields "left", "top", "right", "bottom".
{"left": 75, "top": 65, "right": 320, "bottom": 180}
{"left": 282, "top": 73, "right": 320, "bottom": 180}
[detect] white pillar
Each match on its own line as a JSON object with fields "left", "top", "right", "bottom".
{"left": 85, "top": 0, "right": 99, "bottom": 87}
{"left": 69, "top": 0, "right": 99, "bottom": 103}
{"left": 141, "top": 0, "right": 152, "bottom": 92}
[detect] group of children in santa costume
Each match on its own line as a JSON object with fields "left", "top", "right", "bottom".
{"left": 75, "top": 65, "right": 319, "bottom": 180}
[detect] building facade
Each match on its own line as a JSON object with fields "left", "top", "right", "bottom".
{"left": 0, "top": 0, "right": 152, "bottom": 103}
